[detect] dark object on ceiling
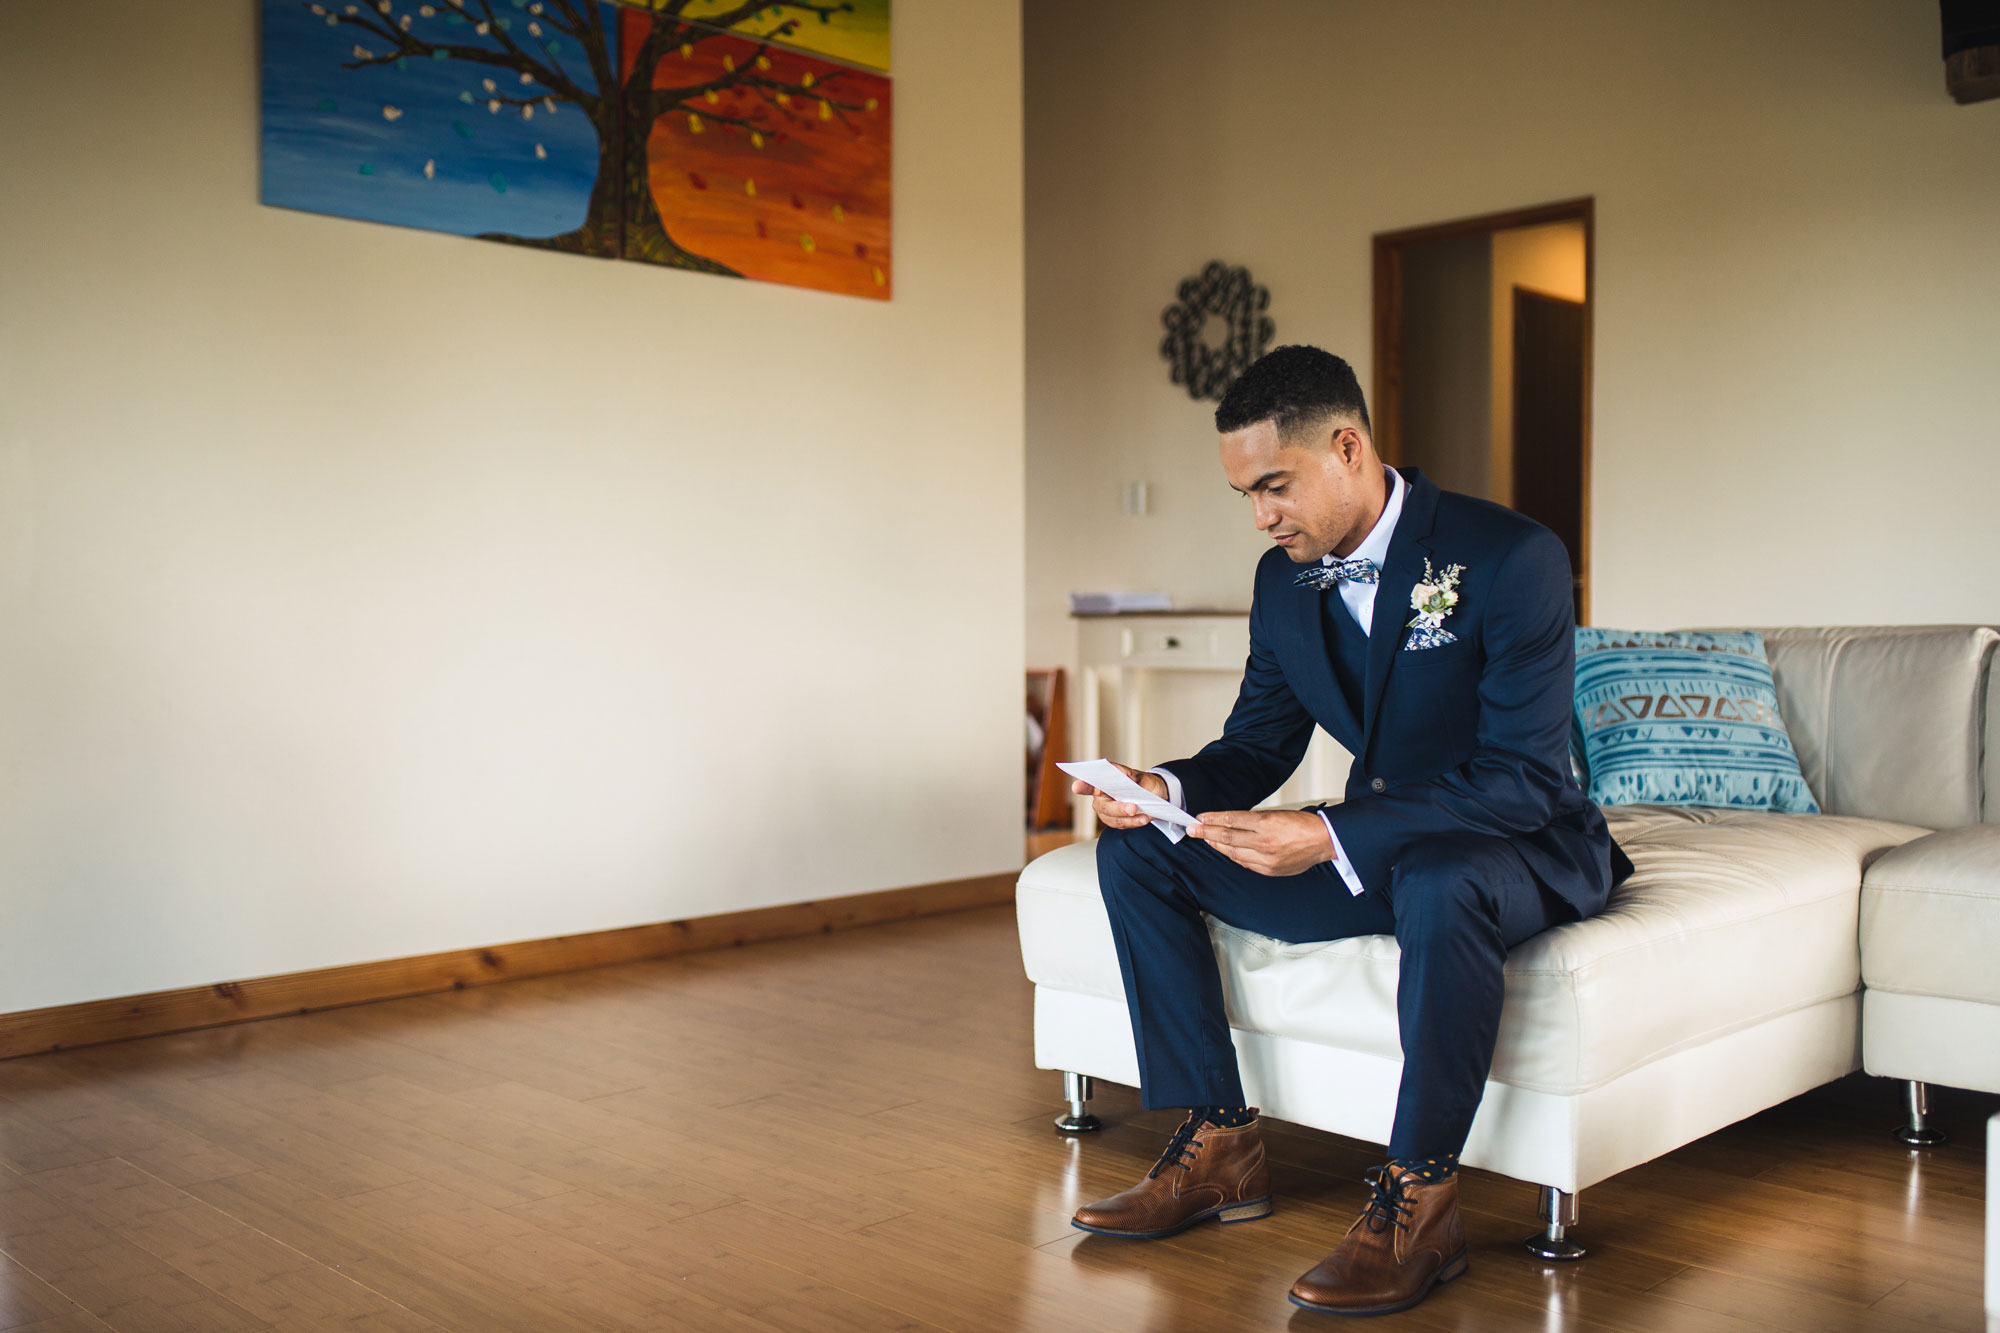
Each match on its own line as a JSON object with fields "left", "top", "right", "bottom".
{"left": 1941, "top": 0, "right": 2000, "bottom": 102}
{"left": 1160, "top": 262, "right": 1275, "bottom": 402}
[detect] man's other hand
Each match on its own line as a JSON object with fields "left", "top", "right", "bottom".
{"left": 1187, "top": 809, "right": 1333, "bottom": 876}
{"left": 1071, "top": 762, "right": 1169, "bottom": 830}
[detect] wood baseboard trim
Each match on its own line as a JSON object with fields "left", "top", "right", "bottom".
{"left": 0, "top": 871, "right": 1019, "bottom": 1061}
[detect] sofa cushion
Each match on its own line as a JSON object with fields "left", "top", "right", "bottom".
{"left": 1573, "top": 630, "right": 1817, "bottom": 812}
{"left": 1860, "top": 824, "right": 2000, "bottom": 1006}
{"left": 1016, "top": 808, "right": 1926, "bottom": 1097}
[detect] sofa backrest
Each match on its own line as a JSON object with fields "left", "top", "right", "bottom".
{"left": 1720, "top": 626, "right": 1999, "bottom": 830}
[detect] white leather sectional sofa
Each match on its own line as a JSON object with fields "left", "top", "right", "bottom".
{"left": 1015, "top": 624, "right": 2000, "bottom": 1255}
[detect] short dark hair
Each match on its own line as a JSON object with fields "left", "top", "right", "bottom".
{"left": 1213, "top": 344, "right": 1371, "bottom": 439}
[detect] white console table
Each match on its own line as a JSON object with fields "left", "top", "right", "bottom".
{"left": 1072, "top": 610, "right": 1349, "bottom": 834}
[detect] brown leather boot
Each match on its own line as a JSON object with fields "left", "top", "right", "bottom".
{"left": 1071, "top": 1111, "right": 1272, "bottom": 1238}
{"left": 1288, "top": 1163, "right": 1468, "bottom": 1315}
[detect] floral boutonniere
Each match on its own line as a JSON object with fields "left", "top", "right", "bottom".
{"left": 1405, "top": 558, "right": 1466, "bottom": 649}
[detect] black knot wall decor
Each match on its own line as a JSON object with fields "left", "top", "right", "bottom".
{"left": 1159, "top": 261, "right": 1274, "bottom": 402}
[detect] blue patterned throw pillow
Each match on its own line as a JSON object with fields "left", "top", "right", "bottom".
{"left": 1573, "top": 629, "right": 1819, "bottom": 812}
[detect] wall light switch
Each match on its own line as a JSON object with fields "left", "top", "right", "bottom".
{"left": 1123, "top": 481, "right": 1151, "bottom": 516}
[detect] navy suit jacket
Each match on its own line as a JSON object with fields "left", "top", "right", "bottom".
{"left": 1158, "top": 467, "right": 1631, "bottom": 918}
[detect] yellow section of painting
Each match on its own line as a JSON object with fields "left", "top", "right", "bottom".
{"left": 609, "top": 0, "right": 890, "bottom": 72}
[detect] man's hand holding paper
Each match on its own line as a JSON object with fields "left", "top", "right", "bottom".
{"left": 1059, "top": 758, "right": 1198, "bottom": 842}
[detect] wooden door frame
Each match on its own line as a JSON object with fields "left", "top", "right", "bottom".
{"left": 1371, "top": 197, "right": 1596, "bottom": 623}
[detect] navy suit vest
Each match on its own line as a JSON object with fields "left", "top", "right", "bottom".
{"left": 1318, "top": 589, "right": 1371, "bottom": 717}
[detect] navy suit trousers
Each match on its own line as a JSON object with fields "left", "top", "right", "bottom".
{"left": 1096, "top": 822, "right": 1574, "bottom": 1160}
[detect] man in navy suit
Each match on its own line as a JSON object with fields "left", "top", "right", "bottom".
{"left": 1067, "top": 345, "right": 1631, "bottom": 1317}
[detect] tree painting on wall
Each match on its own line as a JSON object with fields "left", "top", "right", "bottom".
{"left": 260, "top": 0, "right": 892, "bottom": 299}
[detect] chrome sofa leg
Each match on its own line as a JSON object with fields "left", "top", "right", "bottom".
{"left": 1523, "top": 1185, "right": 1586, "bottom": 1261}
{"left": 1052, "top": 1071, "right": 1102, "bottom": 1133}
{"left": 1894, "top": 1079, "right": 1947, "bottom": 1147}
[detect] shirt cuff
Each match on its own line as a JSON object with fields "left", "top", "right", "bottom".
{"left": 1144, "top": 767, "right": 1188, "bottom": 844}
{"left": 1316, "top": 809, "right": 1366, "bottom": 897}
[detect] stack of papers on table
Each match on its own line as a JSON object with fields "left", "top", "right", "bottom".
{"left": 1068, "top": 591, "right": 1173, "bottom": 615}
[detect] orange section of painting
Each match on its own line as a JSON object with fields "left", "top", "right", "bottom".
{"left": 621, "top": 13, "right": 892, "bottom": 300}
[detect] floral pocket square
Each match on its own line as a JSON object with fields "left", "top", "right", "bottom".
{"left": 1404, "top": 627, "right": 1458, "bottom": 651}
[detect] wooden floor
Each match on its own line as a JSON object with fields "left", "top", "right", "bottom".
{"left": 0, "top": 905, "right": 1991, "bottom": 1332}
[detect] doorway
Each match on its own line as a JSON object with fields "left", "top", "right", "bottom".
{"left": 1372, "top": 199, "right": 1594, "bottom": 622}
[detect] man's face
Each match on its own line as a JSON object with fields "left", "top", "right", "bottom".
{"left": 1218, "top": 417, "right": 1376, "bottom": 564}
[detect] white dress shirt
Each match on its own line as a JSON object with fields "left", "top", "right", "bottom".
{"left": 1150, "top": 465, "right": 1404, "bottom": 897}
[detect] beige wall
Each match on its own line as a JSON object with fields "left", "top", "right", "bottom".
{"left": 1490, "top": 221, "right": 1587, "bottom": 507}
{"left": 0, "top": 1, "right": 1024, "bottom": 1014}
{"left": 1027, "top": 0, "right": 2000, "bottom": 690}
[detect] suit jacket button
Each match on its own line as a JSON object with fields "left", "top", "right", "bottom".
{"left": 1370, "top": 778, "right": 1387, "bottom": 793}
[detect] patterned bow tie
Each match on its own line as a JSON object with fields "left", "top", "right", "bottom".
{"left": 1295, "top": 558, "right": 1380, "bottom": 591}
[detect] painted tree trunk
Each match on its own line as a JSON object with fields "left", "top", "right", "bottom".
{"left": 617, "top": 86, "right": 741, "bottom": 276}
{"left": 482, "top": 105, "right": 738, "bottom": 277}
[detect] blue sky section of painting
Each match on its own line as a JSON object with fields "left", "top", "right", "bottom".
{"left": 260, "top": 0, "right": 608, "bottom": 239}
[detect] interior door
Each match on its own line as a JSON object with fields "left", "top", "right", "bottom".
{"left": 1511, "top": 287, "right": 1586, "bottom": 621}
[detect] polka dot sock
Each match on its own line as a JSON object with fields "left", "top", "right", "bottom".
{"left": 1389, "top": 1152, "right": 1459, "bottom": 1182}
{"left": 1192, "top": 1105, "right": 1256, "bottom": 1129}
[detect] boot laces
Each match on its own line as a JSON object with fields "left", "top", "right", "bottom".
{"left": 1146, "top": 1111, "right": 1206, "bottom": 1179}
{"left": 1359, "top": 1165, "right": 1416, "bottom": 1234}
